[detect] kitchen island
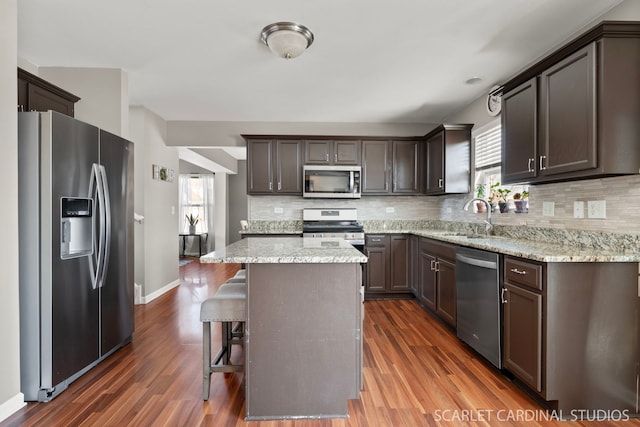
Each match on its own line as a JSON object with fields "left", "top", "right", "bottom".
{"left": 200, "top": 237, "right": 367, "bottom": 421}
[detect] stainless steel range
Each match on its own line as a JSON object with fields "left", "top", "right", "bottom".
{"left": 302, "top": 208, "right": 364, "bottom": 250}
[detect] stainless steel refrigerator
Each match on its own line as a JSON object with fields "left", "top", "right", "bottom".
{"left": 18, "top": 111, "right": 134, "bottom": 402}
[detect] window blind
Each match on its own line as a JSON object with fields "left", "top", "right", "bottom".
{"left": 475, "top": 124, "right": 501, "bottom": 170}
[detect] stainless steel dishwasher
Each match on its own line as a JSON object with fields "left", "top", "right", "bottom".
{"left": 455, "top": 246, "right": 502, "bottom": 368}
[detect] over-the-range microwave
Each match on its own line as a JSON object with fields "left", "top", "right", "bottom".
{"left": 303, "top": 165, "right": 361, "bottom": 199}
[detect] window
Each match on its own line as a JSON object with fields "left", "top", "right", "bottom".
{"left": 179, "top": 174, "right": 214, "bottom": 234}
{"left": 474, "top": 121, "right": 502, "bottom": 198}
{"left": 474, "top": 120, "right": 527, "bottom": 210}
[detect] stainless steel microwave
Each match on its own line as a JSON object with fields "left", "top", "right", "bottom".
{"left": 303, "top": 165, "right": 361, "bottom": 198}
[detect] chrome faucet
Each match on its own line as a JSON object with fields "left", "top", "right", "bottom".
{"left": 463, "top": 198, "right": 493, "bottom": 235}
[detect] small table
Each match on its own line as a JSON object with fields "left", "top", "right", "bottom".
{"left": 179, "top": 232, "right": 208, "bottom": 257}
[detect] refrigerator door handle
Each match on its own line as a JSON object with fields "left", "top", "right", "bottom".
{"left": 88, "top": 164, "right": 99, "bottom": 289}
{"left": 88, "top": 163, "right": 107, "bottom": 289}
{"left": 98, "top": 164, "right": 111, "bottom": 288}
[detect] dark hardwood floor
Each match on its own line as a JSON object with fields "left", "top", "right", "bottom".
{"left": 2, "top": 259, "right": 637, "bottom": 426}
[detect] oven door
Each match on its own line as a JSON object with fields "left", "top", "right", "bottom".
{"left": 303, "top": 165, "right": 361, "bottom": 198}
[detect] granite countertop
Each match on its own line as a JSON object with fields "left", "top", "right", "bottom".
{"left": 200, "top": 237, "right": 368, "bottom": 264}
{"left": 408, "top": 230, "right": 639, "bottom": 263}
{"left": 237, "top": 221, "right": 639, "bottom": 263}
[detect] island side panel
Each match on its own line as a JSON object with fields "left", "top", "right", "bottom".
{"left": 245, "top": 263, "right": 362, "bottom": 420}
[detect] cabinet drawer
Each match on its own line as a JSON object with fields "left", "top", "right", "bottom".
{"left": 504, "top": 257, "right": 543, "bottom": 290}
{"left": 420, "top": 238, "right": 456, "bottom": 260}
{"left": 365, "top": 234, "right": 389, "bottom": 247}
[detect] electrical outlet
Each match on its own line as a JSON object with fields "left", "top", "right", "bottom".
{"left": 573, "top": 201, "right": 585, "bottom": 218}
{"left": 542, "top": 201, "right": 555, "bottom": 217}
{"left": 587, "top": 200, "right": 606, "bottom": 219}
{"left": 274, "top": 207, "right": 284, "bottom": 214}
{"left": 385, "top": 207, "right": 395, "bottom": 213}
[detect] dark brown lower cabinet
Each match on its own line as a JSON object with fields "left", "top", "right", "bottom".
{"left": 502, "top": 255, "right": 640, "bottom": 416}
{"left": 503, "top": 282, "right": 542, "bottom": 392}
{"left": 435, "top": 258, "right": 456, "bottom": 327}
{"left": 389, "top": 235, "right": 411, "bottom": 292}
{"left": 418, "top": 238, "right": 456, "bottom": 327}
{"left": 364, "top": 234, "right": 412, "bottom": 298}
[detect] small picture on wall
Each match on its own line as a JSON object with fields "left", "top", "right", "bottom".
{"left": 152, "top": 164, "right": 175, "bottom": 182}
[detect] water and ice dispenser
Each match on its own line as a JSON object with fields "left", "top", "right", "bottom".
{"left": 60, "top": 197, "right": 93, "bottom": 259}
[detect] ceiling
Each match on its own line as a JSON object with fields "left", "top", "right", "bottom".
{"left": 18, "top": 1, "right": 621, "bottom": 126}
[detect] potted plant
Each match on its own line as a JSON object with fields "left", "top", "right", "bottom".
{"left": 513, "top": 190, "right": 529, "bottom": 213}
{"left": 186, "top": 213, "right": 199, "bottom": 235}
{"left": 475, "top": 184, "right": 487, "bottom": 213}
{"left": 496, "top": 186, "right": 511, "bottom": 213}
{"left": 487, "top": 182, "right": 500, "bottom": 212}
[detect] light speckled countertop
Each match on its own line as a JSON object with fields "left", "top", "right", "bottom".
{"left": 407, "top": 230, "right": 639, "bottom": 262}
{"left": 200, "top": 237, "right": 368, "bottom": 264}
{"left": 237, "top": 221, "right": 639, "bottom": 263}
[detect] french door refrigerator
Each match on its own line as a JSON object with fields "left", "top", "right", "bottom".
{"left": 18, "top": 111, "right": 134, "bottom": 402}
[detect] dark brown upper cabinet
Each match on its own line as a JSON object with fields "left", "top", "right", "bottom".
{"left": 18, "top": 68, "right": 80, "bottom": 117}
{"left": 392, "top": 139, "right": 423, "bottom": 194}
{"left": 361, "top": 138, "right": 424, "bottom": 195}
{"left": 246, "top": 138, "right": 303, "bottom": 195}
{"left": 501, "top": 78, "right": 538, "bottom": 183}
{"left": 423, "top": 124, "right": 472, "bottom": 195}
{"left": 501, "top": 22, "right": 640, "bottom": 185}
{"left": 361, "top": 140, "right": 391, "bottom": 194}
{"left": 304, "top": 139, "right": 361, "bottom": 165}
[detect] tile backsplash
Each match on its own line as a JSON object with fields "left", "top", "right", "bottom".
{"left": 248, "top": 174, "right": 640, "bottom": 235}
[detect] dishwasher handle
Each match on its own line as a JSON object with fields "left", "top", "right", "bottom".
{"left": 456, "top": 253, "right": 498, "bottom": 270}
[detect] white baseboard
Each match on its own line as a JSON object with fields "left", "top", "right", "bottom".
{"left": 140, "top": 279, "right": 180, "bottom": 304}
{"left": 0, "top": 393, "right": 26, "bottom": 424}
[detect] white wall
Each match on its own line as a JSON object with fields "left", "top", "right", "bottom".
{"left": 0, "top": 0, "right": 25, "bottom": 422}
{"left": 39, "top": 67, "right": 129, "bottom": 137}
{"left": 167, "top": 121, "right": 436, "bottom": 148}
{"left": 129, "top": 106, "right": 180, "bottom": 301}
{"left": 214, "top": 173, "right": 228, "bottom": 249}
{"left": 228, "top": 160, "right": 247, "bottom": 244}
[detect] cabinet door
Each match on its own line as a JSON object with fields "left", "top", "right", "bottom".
{"left": 393, "top": 140, "right": 420, "bottom": 193}
{"left": 305, "top": 140, "right": 332, "bottom": 164}
{"left": 334, "top": 140, "right": 361, "bottom": 165}
{"left": 18, "top": 77, "right": 28, "bottom": 112}
{"left": 419, "top": 252, "right": 437, "bottom": 310}
{"left": 390, "top": 235, "right": 411, "bottom": 292}
{"left": 503, "top": 283, "right": 543, "bottom": 392}
{"left": 365, "top": 246, "right": 387, "bottom": 293}
{"left": 410, "top": 235, "right": 419, "bottom": 295}
{"left": 540, "top": 43, "right": 597, "bottom": 176}
{"left": 28, "top": 84, "right": 75, "bottom": 116}
{"left": 276, "top": 140, "right": 303, "bottom": 194}
{"left": 425, "top": 132, "right": 444, "bottom": 195}
{"left": 247, "top": 139, "right": 274, "bottom": 194}
{"left": 362, "top": 140, "right": 390, "bottom": 194}
{"left": 502, "top": 78, "right": 537, "bottom": 184}
{"left": 436, "top": 258, "right": 456, "bottom": 327}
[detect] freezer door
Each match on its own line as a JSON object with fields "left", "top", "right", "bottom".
{"left": 99, "top": 129, "right": 134, "bottom": 355}
{"left": 45, "top": 112, "right": 100, "bottom": 388}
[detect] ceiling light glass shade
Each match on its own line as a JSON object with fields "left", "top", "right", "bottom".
{"left": 261, "top": 22, "right": 314, "bottom": 59}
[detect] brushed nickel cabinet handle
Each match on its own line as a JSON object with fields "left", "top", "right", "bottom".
{"left": 501, "top": 288, "right": 508, "bottom": 304}
{"left": 510, "top": 268, "right": 527, "bottom": 275}
{"left": 539, "top": 155, "right": 547, "bottom": 171}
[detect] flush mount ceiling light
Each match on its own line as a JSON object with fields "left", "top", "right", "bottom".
{"left": 260, "top": 22, "right": 314, "bottom": 59}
